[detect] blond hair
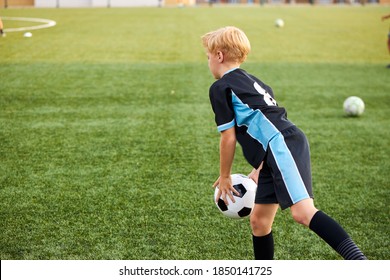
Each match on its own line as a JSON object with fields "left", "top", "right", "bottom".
{"left": 201, "top": 26, "right": 251, "bottom": 64}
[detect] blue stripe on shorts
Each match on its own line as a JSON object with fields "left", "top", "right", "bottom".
{"left": 268, "top": 133, "right": 310, "bottom": 204}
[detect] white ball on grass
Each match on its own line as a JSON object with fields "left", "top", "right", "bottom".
{"left": 343, "top": 96, "right": 365, "bottom": 117}
{"left": 275, "top": 19, "right": 284, "bottom": 28}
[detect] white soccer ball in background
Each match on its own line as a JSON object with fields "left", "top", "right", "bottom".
{"left": 275, "top": 18, "right": 284, "bottom": 28}
{"left": 214, "top": 174, "right": 257, "bottom": 219}
{"left": 23, "top": 32, "right": 33, "bottom": 38}
{"left": 343, "top": 96, "right": 365, "bottom": 117}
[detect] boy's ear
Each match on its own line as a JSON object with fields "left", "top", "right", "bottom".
{"left": 217, "top": 51, "right": 224, "bottom": 63}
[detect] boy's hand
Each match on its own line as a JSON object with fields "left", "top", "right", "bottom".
{"left": 248, "top": 168, "right": 259, "bottom": 184}
{"left": 213, "top": 176, "right": 240, "bottom": 206}
{"left": 248, "top": 162, "right": 263, "bottom": 184}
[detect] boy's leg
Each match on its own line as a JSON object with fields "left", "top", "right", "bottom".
{"left": 0, "top": 18, "right": 4, "bottom": 36}
{"left": 309, "top": 210, "right": 367, "bottom": 260}
{"left": 267, "top": 127, "right": 366, "bottom": 259}
{"left": 291, "top": 199, "right": 367, "bottom": 260}
{"left": 250, "top": 203, "right": 279, "bottom": 260}
{"left": 387, "top": 35, "right": 390, "bottom": 54}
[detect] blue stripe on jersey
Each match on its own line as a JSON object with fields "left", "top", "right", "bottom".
{"left": 231, "top": 92, "right": 279, "bottom": 149}
{"left": 231, "top": 92, "right": 309, "bottom": 204}
{"left": 269, "top": 133, "right": 310, "bottom": 204}
{"left": 217, "top": 119, "right": 235, "bottom": 132}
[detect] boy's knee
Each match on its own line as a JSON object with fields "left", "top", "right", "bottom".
{"left": 290, "top": 199, "right": 318, "bottom": 227}
{"left": 250, "top": 213, "right": 272, "bottom": 236}
{"left": 291, "top": 209, "right": 317, "bottom": 227}
{"left": 291, "top": 212, "right": 308, "bottom": 226}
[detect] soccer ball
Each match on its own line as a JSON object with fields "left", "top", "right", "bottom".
{"left": 343, "top": 96, "right": 365, "bottom": 117}
{"left": 275, "top": 19, "right": 284, "bottom": 28}
{"left": 214, "top": 174, "right": 257, "bottom": 219}
{"left": 23, "top": 32, "right": 33, "bottom": 38}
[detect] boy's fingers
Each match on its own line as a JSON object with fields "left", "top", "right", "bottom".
{"left": 225, "top": 190, "right": 236, "bottom": 205}
{"left": 212, "top": 177, "right": 220, "bottom": 188}
{"left": 215, "top": 189, "right": 222, "bottom": 203}
{"left": 231, "top": 186, "right": 240, "bottom": 196}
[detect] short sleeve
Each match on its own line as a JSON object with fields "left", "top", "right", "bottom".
{"left": 209, "top": 82, "right": 235, "bottom": 132}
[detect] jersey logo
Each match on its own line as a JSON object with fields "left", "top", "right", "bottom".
{"left": 253, "top": 82, "right": 277, "bottom": 106}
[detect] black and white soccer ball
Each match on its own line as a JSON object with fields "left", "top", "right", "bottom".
{"left": 214, "top": 174, "right": 257, "bottom": 219}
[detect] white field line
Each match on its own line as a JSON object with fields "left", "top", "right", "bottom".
{"left": 3, "top": 17, "right": 56, "bottom": 32}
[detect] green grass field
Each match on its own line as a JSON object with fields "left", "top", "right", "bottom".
{"left": 0, "top": 5, "right": 389, "bottom": 260}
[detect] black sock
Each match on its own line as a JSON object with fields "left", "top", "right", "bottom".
{"left": 309, "top": 211, "right": 367, "bottom": 260}
{"left": 252, "top": 231, "right": 274, "bottom": 260}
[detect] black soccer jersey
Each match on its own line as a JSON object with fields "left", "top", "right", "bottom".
{"left": 209, "top": 68, "right": 294, "bottom": 168}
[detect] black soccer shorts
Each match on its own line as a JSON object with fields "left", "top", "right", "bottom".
{"left": 255, "top": 126, "right": 314, "bottom": 210}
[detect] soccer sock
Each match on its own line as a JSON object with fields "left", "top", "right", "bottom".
{"left": 309, "top": 211, "right": 367, "bottom": 260}
{"left": 252, "top": 231, "right": 274, "bottom": 260}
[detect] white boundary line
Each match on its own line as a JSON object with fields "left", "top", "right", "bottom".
{"left": 3, "top": 17, "right": 56, "bottom": 32}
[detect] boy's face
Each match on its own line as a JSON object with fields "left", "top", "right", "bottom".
{"left": 207, "top": 51, "right": 222, "bottom": 79}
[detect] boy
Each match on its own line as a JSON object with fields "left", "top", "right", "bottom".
{"left": 0, "top": 17, "right": 5, "bottom": 37}
{"left": 202, "top": 26, "right": 367, "bottom": 260}
{"left": 382, "top": 14, "right": 390, "bottom": 53}
{"left": 382, "top": 14, "right": 390, "bottom": 67}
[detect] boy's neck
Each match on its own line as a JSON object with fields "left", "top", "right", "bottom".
{"left": 219, "top": 63, "right": 241, "bottom": 78}
{"left": 223, "top": 67, "right": 239, "bottom": 76}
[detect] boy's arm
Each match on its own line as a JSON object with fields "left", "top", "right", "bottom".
{"left": 248, "top": 162, "right": 263, "bottom": 184}
{"left": 213, "top": 126, "right": 239, "bottom": 205}
{"left": 382, "top": 14, "right": 390, "bottom": 21}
